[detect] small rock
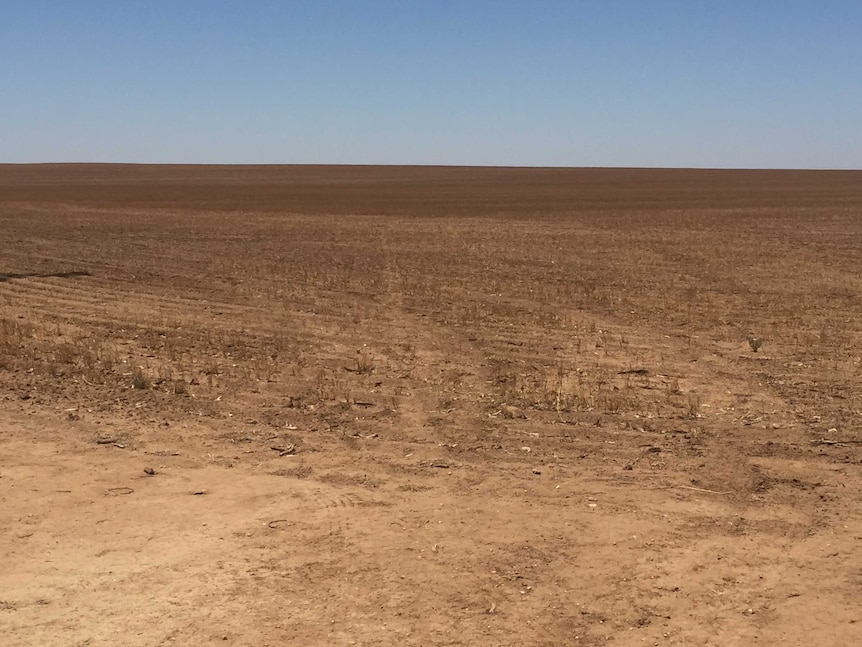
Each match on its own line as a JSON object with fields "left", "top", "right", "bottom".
{"left": 532, "top": 468, "right": 542, "bottom": 475}
{"left": 143, "top": 467, "right": 156, "bottom": 475}
{"left": 501, "top": 405, "right": 527, "bottom": 419}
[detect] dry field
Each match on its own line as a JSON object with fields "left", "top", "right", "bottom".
{"left": 1, "top": 165, "right": 861, "bottom": 646}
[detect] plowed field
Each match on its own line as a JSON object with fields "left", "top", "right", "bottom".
{"left": 2, "top": 165, "right": 861, "bottom": 646}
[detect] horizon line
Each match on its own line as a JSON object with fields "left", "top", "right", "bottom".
{"left": 1, "top": 162, "right": 861, "bottom": 172}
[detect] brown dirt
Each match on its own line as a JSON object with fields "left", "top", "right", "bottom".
{"left": 1, "top": 164, "right": 861, "bottom": 646}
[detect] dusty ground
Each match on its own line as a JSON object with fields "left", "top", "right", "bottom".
{"left": 1, "top": 165, "right": 861, "bottom": 646}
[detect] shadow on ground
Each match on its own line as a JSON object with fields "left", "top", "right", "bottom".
{"left": 0, "top": 271, "right": 91, "bottom": 282}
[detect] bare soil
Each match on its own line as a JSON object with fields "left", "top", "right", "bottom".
{"left": 1, "top": 165, "right": 861, "bottom": 646}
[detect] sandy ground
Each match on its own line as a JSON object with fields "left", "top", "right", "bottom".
{"left": 1, "top": 165, "right": 861, "bottom": 646}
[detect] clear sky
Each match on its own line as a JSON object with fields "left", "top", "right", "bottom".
{"left": 2, "top": 1, "right": 860, "bottom": 168}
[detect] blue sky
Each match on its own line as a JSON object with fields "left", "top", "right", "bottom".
{"left": 2, "top": 1, "right": 860, "bottom": 167}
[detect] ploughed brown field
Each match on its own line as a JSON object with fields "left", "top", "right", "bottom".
{"left": 1, "top": 164, "right": 861, "bottom": 646}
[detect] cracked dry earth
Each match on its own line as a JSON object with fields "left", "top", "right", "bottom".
{"left": 1, "top": 165, "right": 861, "bottom": 646}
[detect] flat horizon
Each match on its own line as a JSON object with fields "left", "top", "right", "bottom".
{"left": 3, "top": 162, "right": 861, "bottom": 172}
